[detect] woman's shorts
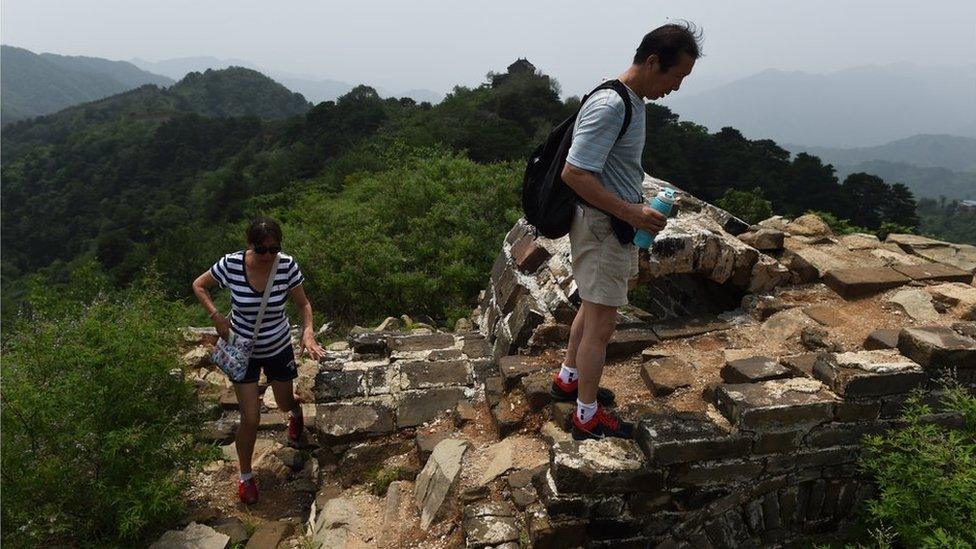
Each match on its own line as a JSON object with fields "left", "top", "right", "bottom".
{"left": 235, "top": 345, "right": 298, "bottom": 384}
{"left": 569, "top": 204, "right": 638, "bottom": 308}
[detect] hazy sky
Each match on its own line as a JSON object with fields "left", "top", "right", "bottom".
{"left": 3, "top": 0, "right": 974, "bottom": 96}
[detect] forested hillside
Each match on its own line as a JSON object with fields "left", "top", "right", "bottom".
{"left": 0, "top": 45, "right": 173, "bottom": 125}
{"left": 0, "top": 60, "right": 933, "bottom": 327}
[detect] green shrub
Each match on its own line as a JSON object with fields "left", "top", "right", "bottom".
{"left": 278, "top": 143, "right": 522, "bottom": 326}
{"left": 715, "top": 187, "right": 773, "bottom": 224}
{"left": 858, "top": 385, "right": 976, "bottom": 547}
{"left": 1, "top": 275, "right": 209, "bottom": 546}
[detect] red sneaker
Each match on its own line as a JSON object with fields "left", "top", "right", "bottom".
{"left": 549, "top": 373, "right": 616, "bottom": 405}
{"left": 238, "top": 477, "right": 259, "bottom": 504}
{"left": 572, "top": 406, "right": 635, "bottom": 440}
{"left": 287, "top": 410, "right": 304, "bottom": 446}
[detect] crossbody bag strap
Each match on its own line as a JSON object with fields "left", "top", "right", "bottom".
{"left": 250, "top": 253, "right": 278, "bottom": 339}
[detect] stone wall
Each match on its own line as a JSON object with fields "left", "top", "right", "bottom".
{"left": 312, "top": 330, "right": 492, "bottom": 442}
{"left": 527, "top": 325, "right": 975, "bottom": 548}
{"left": 475, "top": 175, "right": 791, "bottom": 360}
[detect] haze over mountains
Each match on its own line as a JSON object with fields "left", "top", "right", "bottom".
{"left": 0, "top": 45, "right": 173, "bottom": 124}
{"left": 661, "top": 63, "right": 976, "bottom": 148}
{"left": 129, "top": 55, "right": 443, "bottom": 104}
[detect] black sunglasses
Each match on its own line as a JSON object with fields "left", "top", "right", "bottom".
{"left": 253, "top": 245, "right": 281, "bottom": 255}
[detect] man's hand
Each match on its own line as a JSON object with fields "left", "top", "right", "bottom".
{"left": 623, "top": 203, "right": 667, "bottom": 233}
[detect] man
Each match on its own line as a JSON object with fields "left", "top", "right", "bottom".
{"left": 550, "top": 23, "right": 701, "bottom": 440}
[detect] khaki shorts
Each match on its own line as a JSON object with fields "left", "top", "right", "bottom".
{"left": 569, "top": 204, "right": 638, "bottom": 307}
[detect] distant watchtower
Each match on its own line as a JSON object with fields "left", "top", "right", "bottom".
{"left": 490, "top": 58, "right": 546, "bottom": 88}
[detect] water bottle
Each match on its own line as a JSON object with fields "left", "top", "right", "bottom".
{"left": 633, "top": 188, "right": 676, "bottom": 249}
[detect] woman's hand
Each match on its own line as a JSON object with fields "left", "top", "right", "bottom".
{"left": 213, "top": 314, "right": 231, "bottom": 340}
{"left": 301, "top": 330, "right": 326, "bottom": 361}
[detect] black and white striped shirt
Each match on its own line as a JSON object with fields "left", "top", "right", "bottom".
{"left": 210, "top": 251, "right": 305, "bottom": 358}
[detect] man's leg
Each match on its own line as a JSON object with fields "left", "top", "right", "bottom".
{"left": 564, "top": 302, "right": 586, "bottom": 369}
{"left": 575, "top": 300, "right": 617, "bottom": 406}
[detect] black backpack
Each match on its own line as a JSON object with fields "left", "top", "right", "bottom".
{"left": 521, "top": 79, "right": 633, "bottom": 240}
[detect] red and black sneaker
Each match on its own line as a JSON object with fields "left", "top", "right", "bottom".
{"left": 571, "top": 406, "right": 635, "bottom": 440}
{"left": 287, "top": 409, "right": 304, "bottom": 447}
{"left": 550, "top": 373, "right": 616, "bottom": 405}
{"left": 238, "top": 477, "right": 259, "bottom": 505}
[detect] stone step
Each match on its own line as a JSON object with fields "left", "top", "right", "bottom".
{"left": 890, "top": 263, "right": 972, "bottom": 284}
{"left": 721, "top": 356, "right": 794, "bottom": 384}
{"left": 549, "top": 438, "right": 663, "bottom": 496}
{"left": 897, "top": 325, "right": 976, "bottom": 372}
{"left": 822, "top": 267, "right": 910, "bottom": 299}
{"left": 810, "top": 351, "right": 925, "bottom": 398}
{"left": 714, "top": 378, "right": 839, "bottom": 431}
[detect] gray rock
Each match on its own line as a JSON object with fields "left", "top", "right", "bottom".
{"left": 463, "top": 501, "right": 519, "bottom": 548}
{"left": 315, "top": 402, "right": 395, "bottom": 439}
{"left": 887, "top": 288, "right": 940, "bottom": 322}
{"left": 415, "top": 438, "right": 470, "bottom": 529}
{"left": 396, "top": 387, "right": 466, "bottom": 427}
{"left": 812, "top": 350, "right": 925, "bottom": 397}
{"left": 739, "top": 228, "right": 785, "bottom": 251}
{"left": 311, "top": 497, "right": 359, "bottom": 548}
{"left": 150, "top": 522, "right": 229, "bottom": 549}
{"left": 211, "top": 518, "right": 247, "bottom": 545}
{"left": 898, "top": 325, "right": 976, "bottom": 369}
{"left": 721, "top": 356, "right": 792, "bottom": 384}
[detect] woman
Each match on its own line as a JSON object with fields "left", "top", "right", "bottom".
{"left": 192, "top": 216, "right": 325, "bottom": 504}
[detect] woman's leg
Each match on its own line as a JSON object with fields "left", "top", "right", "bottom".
{"left": 233, "top": 382, "right": 261, "bottom": 475}
{"left": 270, "top": 379, "right": 299, "bottom": 415}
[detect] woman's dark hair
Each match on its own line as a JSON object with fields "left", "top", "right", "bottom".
{"left": 634, "top": 21, "right": 703, "bottom": 72}
{"left": 246, "top": 216, "right": 283, "bottom": 245}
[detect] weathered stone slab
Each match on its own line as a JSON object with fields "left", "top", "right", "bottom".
{"left": 738, "top": 228, "right": 784, "bottom": 251}
{"left": 244, "top": 521, "right": 293, "bottom": 549}
{"left": 415, "top": 438, "right": 470, "bottom": 529}
{"left": 463, "top": 501, "right": 519, "bottom": 548}
{"left": 397, "top": 388, "right": 466, "bottom": 427}
{"left": 786, "top": 214, "right": 832, "bottom": 237}
{"left": 150, "top": 522, "right": 229, "bottom": 549}
{"left": 787, "top": 246, "right": 852, "bottom": 282}
{"left": 636, "top": 413, "right": 752, "bottom": 466}
{"left": 839, "top": 233, "right": 880, "bottom": 250}
{"left": 891, "top": 263, "right": 972, "bottom": 283}
{"left": 722, "top": 356, "right": 793, "bottom": 384}
{"left": 928, "top": 282, "right": 976, "bottom": 320}
{"left": 802, "top": 305, "right": 848, "bottom": 327}
{"left": 491, "top": 393, "right": 528, "bottom": 437}
{"left": 651, "top": 316, "right": 731, "bottom": 340}
{"left": 550, "top": 439, "right": 664, "bottom": 494}
{"left": 494, "top": 267, "right": 529, "bottom": 313}
{"left": 348, "top": 331, "right": 393, "bottom": 355}
{"left": 521, "top": 370, "right": 553, "bottom": 410}
{"left": 898, "top": 326, "right": 976, "bottom": 369}
{"left": 640, "top": 357, "right": 694, "bottom": 396}
{"left": 812, "top": 351, "right": 925, "bottom": 397}
{"left": 864, "top": 328, "right": 901, "bottom": 350}
{"left": 823, "top": 267, "right": 911, "bottom": 299}
{"left": 460, "top": 335, "right": 491, "bottom": 358}
{"left": 715, "top": 378, "right": 839, "bottom": 430}
{"left": 508, "top": 295, "right": 545, "bottom": 350}
{"left": 886, "top": 288, "right": 940, "bottom": 322}
{"left": 606, "top": 328, "right": 660, "bottom": 358}
{"left": 388, "top": 333, "right": 456, "bottom": 352}
{"left": 316, "top": 402, "right": 395, "bottom": 438}
{"left": 498, "top": 355, "right": 547, "bottom": 387}
{"left": 887, "top": 233, "right": 976, "bottom": 273}
{"left": 511, "top": 235, "right": 552, "bottom": 274}
{"left": 762, "top": 307, "right": 815, "bottom": 342}
{"left": 314, "top": 360, "right": 388, "bottom": 401}
{"left": 780, "top": 352, "right": 826, "bottom": 377}
{"left": 671, "top": 459, "right": 765, "bottom": 487}
{"left": 399, "top": 359, "right": 469, "bottom": 389}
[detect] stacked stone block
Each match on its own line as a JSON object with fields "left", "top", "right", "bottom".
{"left": 312, "top": 330, "right": 492, "bottom": 441}
{"left": 530, "top": 327, "right": 975, "bottom": 547}
{"left": 477, "top": 175, "right": 790, "bottom": 360}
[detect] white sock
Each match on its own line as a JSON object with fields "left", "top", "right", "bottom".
{"left": 576, "top": 399, "right": 598, "bottom": 423}
{"left": 558, "top": 364, "right": 579, "bottom": 384}
{"left": 240, "top": 471, "right": 254, "bottom": 482}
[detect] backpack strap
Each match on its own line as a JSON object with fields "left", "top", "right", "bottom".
{"left": 581, "top": 79, "right": 633, "bottom": 142}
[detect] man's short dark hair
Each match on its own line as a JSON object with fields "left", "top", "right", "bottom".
{"left": 634, "top": 21, "right": 703, "bottom": 72}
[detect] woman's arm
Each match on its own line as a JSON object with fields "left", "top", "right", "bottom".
{"left": 192, "top": 271, "right": 231, "bottom": 339}
{"left": 289, "top": 284, "right": 325, "bottom": 360}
